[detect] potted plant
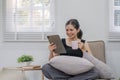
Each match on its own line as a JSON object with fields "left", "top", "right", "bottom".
{"left": 17, "top": 55, "right": 34, "bottom": 66}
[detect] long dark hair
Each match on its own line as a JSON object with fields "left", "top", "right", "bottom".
{"left": 65, "top": 19, "right": 83, "bottom": 39}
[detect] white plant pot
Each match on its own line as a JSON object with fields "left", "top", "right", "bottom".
{"left": 19, "top": 62, "right": 32, "bottom": 67}
{"left": 25, "top": 62, "right": 31, "bottom": 66}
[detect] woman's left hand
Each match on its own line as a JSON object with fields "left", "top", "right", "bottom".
{"left": 78, "top": 41, "right": 84, "bottom": 49}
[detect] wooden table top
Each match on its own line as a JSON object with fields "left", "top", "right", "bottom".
{"left": 3, "top": 65, "right": 42, "bottom": 71}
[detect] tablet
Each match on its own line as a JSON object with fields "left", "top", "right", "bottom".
{"left": 47, "top": 35, "right": 66, "bottom": 54}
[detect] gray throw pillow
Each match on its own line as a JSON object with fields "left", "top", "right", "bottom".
{"left": 49, "top": 56, "right": 94, "bottom": 75}
{"left": 83, "top": 52, "right": 116, "bottom": 79}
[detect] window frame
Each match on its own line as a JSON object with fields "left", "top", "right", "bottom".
{"left": 109, "top": 0, "right": 120, "bottom": 41}
{"left": 2, "top": 0, "right": 56, "bottom": 42}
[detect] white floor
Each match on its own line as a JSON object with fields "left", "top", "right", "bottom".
{"left": 0, "top": 69, "right": 24, "bottom": 80}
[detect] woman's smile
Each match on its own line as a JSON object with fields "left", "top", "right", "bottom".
{"left": 66, "top": 24, "right": 78, "bottom": 40}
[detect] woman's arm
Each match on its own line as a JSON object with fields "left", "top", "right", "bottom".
{"left": 83, "top": 41, "right": 92, "bottom": 55}
{"left": 49, "top": 51, "right": 54, "bottom": 60}
{"left": 49, "top": 51, "right": 59, "bottom": 60}
{"left": 78, "top": 40, "right": 92, "bottom": 55}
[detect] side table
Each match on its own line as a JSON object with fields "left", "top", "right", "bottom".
{"left": 3, "top": 65, "right": 44, "bottom": 80}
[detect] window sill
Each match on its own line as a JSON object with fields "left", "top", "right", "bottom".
{"left": 108, "top": 39, "right": 120, "bottom": 42}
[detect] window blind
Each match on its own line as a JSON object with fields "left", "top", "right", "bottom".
{"left": 109, "top": 0, "right": 120, "bottom": 41}
{"left": 3, "top": 0, "right": 55, "bottom": 42}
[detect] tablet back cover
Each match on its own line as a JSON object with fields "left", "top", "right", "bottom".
{"left": 47, "top": 35, "right": 66, "bottom": 54}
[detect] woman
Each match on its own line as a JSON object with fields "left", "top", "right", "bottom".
{"left": 42, "top": 19, "right": 99, "bottom": 80}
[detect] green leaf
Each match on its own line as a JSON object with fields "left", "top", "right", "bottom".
{"left": 17, "top": 55, "right": 33, "bottom": 63}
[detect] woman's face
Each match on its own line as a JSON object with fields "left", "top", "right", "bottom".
{"left": 66, "top": 24, "right": 79, "bottom": 39}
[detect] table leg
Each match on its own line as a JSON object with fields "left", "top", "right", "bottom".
{"left": 42, "top": 73, "right": 44, "bottom": 80}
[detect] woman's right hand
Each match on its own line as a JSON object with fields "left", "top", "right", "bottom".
{"left": 48, "top": 42, "right": 57, "bottom": 53}
{"left": 48, "top": 43, "right": 58, "bottom": 60}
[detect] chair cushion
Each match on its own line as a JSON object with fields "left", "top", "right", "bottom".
{"left": 49, "top": 56, "right": 94, "bottom": 75}
{"left": 83, "top": 52, "right": 116, "bottom": 79}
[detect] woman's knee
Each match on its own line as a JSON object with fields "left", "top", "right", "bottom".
{"left": 42, "top": 63, "right": 50, "bottom": 71}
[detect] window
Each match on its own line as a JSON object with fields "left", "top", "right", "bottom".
{"left": 109, "top": 0, "right": 120, "bottom": 41}
{"left": 3, "top": 0, "right": 55, "bottom": 42}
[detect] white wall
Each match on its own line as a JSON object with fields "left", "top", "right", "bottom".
{"left": 0, "top": 0, "right": 120, "bottom": 80}
{"left": 56, "top": 0, "right": 108, "bottom": 41}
